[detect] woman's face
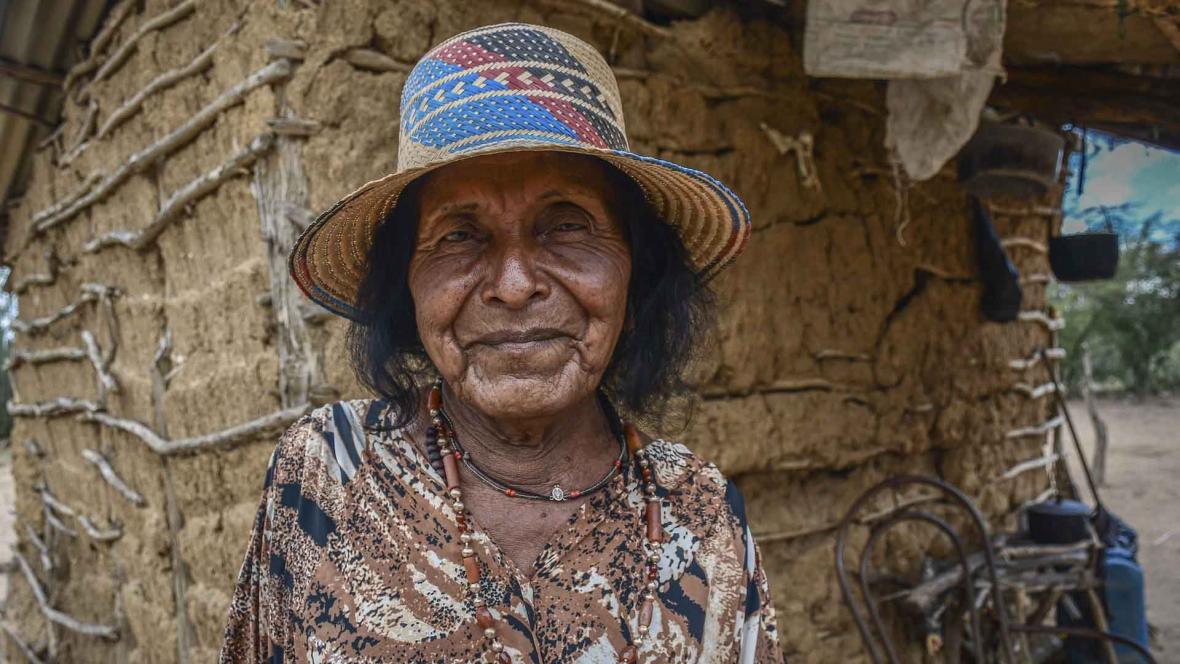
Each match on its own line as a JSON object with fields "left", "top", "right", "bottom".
{"left": 408, "top": 152, "right": 632, "bottom": 421}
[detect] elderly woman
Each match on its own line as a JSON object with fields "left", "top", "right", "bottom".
{"left": 221, "top": 23, "right": 782, "bottom": 664}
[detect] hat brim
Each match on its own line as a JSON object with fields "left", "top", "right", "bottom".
{"left": 288, "top": 140, "right": 750, "bottom": 322}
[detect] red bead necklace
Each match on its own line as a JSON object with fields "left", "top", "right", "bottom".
{"left": 426, "top": 385, "right": 662, "bottom": 663}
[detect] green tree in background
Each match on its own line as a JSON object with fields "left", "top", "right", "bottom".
{"left": 1054, "top": 205, "right": 1180, "bottom": 394}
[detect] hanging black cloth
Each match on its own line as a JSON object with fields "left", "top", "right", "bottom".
{"left": 970, "top": 196, "right": 1023, "bottom": 322}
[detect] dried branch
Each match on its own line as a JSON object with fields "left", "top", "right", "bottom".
{"left": 23, "top": 438, "right": 46, "bottom": 457}
{"left": 11, "top": 284, "right": 118, "bottom": 335}
{"left": 343, "top": 48, "right": 412, "bottom": 73}
{"left": 24, "top": 524, "right": 52, "bottom": 571}
{"left": 265, "top": 38, "right": 307, "bottom": 61}
{"left": 62, "top": 0, "right": 135, "bottom": 92}
{"left": 1000, "top": 237, "right": 1048, "bottom": 253}
{"left": 77, "top": 515, "right": 122, "bottom": 542}
{"left": 81, "top": 403, "right": 311, "bottom": 456}
{"left": 38, "top": 486, "right": 76, "bottom": 517}
{"left": 1006, "top": 415, "right": 1065, "bottom": 439}
{"left": 60, "top": 100, "right": 99, "bottom": 166}
{"left": 92, "top": 0, "right": 197, "bottom": 84}
{"left": 11, "top": 266, "right": 57, "bottom": 293}
{"left": 80, "top": 449, "right": 146, "bottom": 507}
{"left": 0, "top": 622, "right": 47, "bottom": 664}
{"left": 11, "top": 293, "right": 96, "bottom": 334}
{"left": 700, "top": 378, "right": 838, "bottom": 399}
{"left": 1012, "top": 381, "right": 1056, "bottom": 399}
{"left": 35, "top": 123, "right": 65, "bottom": 152}
{"left": 536, "top": 0, "right": 671, "bottom": 38}
{"left": 81, "top": 331, "right": 119, "bottom": 398}
{"left": 35, "top": 59, "right": 293, "bottom": 234}
{"left": 8, "top": 398, "right": 101, "bottom": 418}
{"left": 43, "top": 507, "right": 76, "bottom": 537}
{"left": 83, "top": 133, "right": 275, "bottom": 253}
{"left": 997, "top": 453, "right": 1060, "bottom": 481}
{"left": 7, "top": 346, "right": 86, "bottom": 369}
{"left": 29, "top": 173, "right": 102, "bottom": 227}
{"left": 41, "top": 485, "right": 124, "bottom": 542}
{"left": 267, "top": 117, "right": 322, "bottom": 136}
{"left": 13, "top": 552, "right": 119, "bottom": 640}
{"left": 96, "top": 41, "right": 216, "bottom": 139}
{"left": 1018, "top": 310, "right": 1064, "bottom": 331}
{"left": 1009, "top": 347, "right": 1066, "bottom": 370}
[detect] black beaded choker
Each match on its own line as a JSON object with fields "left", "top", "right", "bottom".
{"left": 424, "top": 384, "right": 626, "bottom": 502}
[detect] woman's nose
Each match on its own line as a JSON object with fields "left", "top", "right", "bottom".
{"left": 481, "top": 241, "right": 550, "bottom": 309}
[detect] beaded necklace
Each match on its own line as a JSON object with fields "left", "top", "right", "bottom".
{"left": 432, "top": 391, "right": 626, "bottom": 502}
{"left": 425, "top": 384, "right": 662, "bottom": 663}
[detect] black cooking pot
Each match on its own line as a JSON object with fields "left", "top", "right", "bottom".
{"left": 1025, "top": 498, "right": 1093, "bottom": 545}
{"left": 1049, "top": 233, "right": 1120, "bottom": 282}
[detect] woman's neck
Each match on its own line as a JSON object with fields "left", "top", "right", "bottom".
{"left": 438, "top": 384, "right": 618, "bottom": 490}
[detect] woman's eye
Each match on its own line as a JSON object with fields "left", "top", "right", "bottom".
{"left": 442, "top": 229, "right": 472, "bottom": 243}
{"left": 553, "top": 221, "right": 587, "bottom": 232}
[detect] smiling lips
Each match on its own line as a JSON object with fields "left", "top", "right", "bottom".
{"left": 468, "top": 327, "right": 573, "bottom": 351}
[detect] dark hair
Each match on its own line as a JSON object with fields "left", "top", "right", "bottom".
{"left": 346, "top": 161, "right": 715, "bottom": 429}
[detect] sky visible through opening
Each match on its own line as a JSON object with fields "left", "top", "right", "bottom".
{"left": 1063, "top": 130, "right": 1180, "bottom": 246}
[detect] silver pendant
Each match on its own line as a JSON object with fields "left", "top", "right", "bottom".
{"left": 550, "top": 485, "right": 566, "bottom": 501}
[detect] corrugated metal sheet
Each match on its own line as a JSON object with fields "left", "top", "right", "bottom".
{"left": 0, "top": 0, "right": 106, "bottom": 247}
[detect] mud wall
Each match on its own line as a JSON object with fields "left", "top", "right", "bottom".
{"left": 1, "top": 1, "right": 1061, "bottom": 662}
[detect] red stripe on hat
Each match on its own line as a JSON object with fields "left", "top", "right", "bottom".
{"left": 432, "top": 41, "right": 606, "bottom": 148}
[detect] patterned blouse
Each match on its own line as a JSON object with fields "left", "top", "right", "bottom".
{"left": 220, "top": 399, "right": 783, "bottom": 663}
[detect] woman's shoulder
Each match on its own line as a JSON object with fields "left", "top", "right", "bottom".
{"left": 268, "top": 398, "right": 393, "bottom": 487}
{"left": 646, "top": 438, "right": 750, "bottom": 533}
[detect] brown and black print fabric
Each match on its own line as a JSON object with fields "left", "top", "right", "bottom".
{"left": 220, "top": 399, "right": 783, "bottom": 663}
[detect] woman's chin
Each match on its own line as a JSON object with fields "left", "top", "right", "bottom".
{"left": 454, "top": 366, "right": 598, "bottom": 422}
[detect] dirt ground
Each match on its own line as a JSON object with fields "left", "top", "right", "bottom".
{"left": 1065, "top": 397, "right": 1180, "bottom": 659}
{"left": 0, "top": 400, "right": 1175, "bottom": 659}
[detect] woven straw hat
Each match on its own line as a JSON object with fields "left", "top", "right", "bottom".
{"left": 289, "top": 22, "right": 751, "bottom": 321}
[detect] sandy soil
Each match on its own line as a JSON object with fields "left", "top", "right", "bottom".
{"left": 1064, "top": 397, "right": 1180, "bottom": 659}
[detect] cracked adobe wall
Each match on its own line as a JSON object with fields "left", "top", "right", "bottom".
{"left": 1, "top": 1, "right": 1060, "bottom": 662}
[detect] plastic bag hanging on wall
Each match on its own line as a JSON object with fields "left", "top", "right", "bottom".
{"left": 804, "top": 0, "right": 1007, "bottom": 181}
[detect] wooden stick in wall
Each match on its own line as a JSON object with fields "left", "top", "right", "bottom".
{"left": 81, "top": 330, "right": 119, "bottom": 398}
{"left": 6, "top": 346, "right": 86, "bottom": 369}
{"left": 61, "top": 0, "right": 135, "bottom": 92}
{"left": 80, "top": 449, "right": 146, "bottom": 507}
{"left": 83, "top": 133, "right": 276, "bottom": 253}
{"left": 13, "top": 552, "right": 119, "bottom": 640}
{"left": 91, "top": 0, "right": 197, "bottom": 84}
{"left": 24, "top": 524, "right": 52, "bottom": 571}
{"left": 8, "top": 398, "right": 101, "bottom": 418}
{"left": 96, "top": 42, "right": 217, "bottom": 139}
{"left": 0, "top": 622, "right": 47, "bottom": 664}
{"left": 81, "top": 403, "right": 311, "bottom": 456}
{"left": 34, "top": 59, "right": 293, "bottom": 234}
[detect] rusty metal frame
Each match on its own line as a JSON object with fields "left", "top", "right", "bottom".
{"left": 834, "top": 474, "right": 1158, "bottom": 663}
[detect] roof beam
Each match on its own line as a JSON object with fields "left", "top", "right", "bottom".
{"left": 0, "top": 56, "right": 64, "bottom": 87}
